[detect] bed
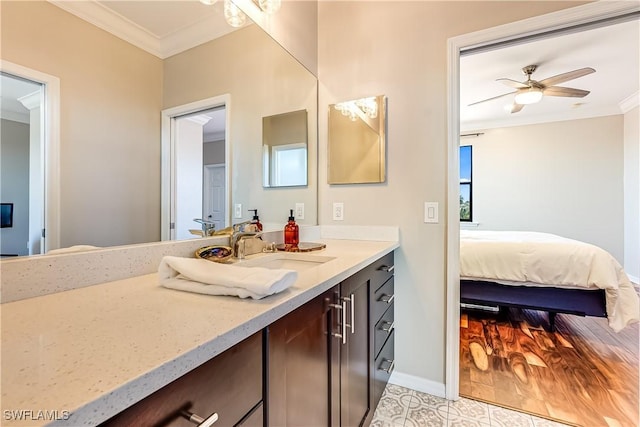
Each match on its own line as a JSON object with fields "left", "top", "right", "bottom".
{"left": 459, "top": 230, "right": 640, "bottom": 332}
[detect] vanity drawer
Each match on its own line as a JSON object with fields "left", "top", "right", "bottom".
{"left": 373, "top": 331, "right": 395, "bottom": 408}
{"left": 372, "top": 276, "right": 394, "bottom": 323}
{"left": 101, "top": 332, "right": 262, "bottom": 427}
{"left": 374, "top": 302, "right": 394, "bottom": 359}
{"left": 369, "top": 252, "right": 395, "bottom": 293}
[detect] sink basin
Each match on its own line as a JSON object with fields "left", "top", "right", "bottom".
{"left": 237, "top": 253, "right": 335, "bottom": 272}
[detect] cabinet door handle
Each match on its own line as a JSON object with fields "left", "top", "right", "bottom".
{"left": 342, "top": 296, "right": 352, "bottom": 333}
{"left": 380, "top": 321, "right": 395, "bottom": 333}
{"left": 350, "top": 293, "right": 355, "bottom": 334}
{"left": 341, "top": 299, "right": 347, "bottom": 344}
{"left": 378, "top": 265, "right": 395, "bottom": 273}
{"left": 328, "top": 302, "right": 343, "bottom": 340}
{"left": 181, "top": 410, "right": 219, "bottom": 427}
{"left": 379, "top": 358, "right": 395, "bottom": 374}
{"left": 379, "top": 294, "right": 394, "bottom": 304}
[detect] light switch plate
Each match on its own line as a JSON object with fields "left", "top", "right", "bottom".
{"left": 424, "top": 202, "right": 439, "bottom": 223}
{"left": 295, "top": 203, "right": 305, "bottom": 220}
{"left": 234, "top": 203, "right": 242, "bottom": 219}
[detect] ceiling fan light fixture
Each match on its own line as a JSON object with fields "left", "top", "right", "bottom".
{"left": 514, "top": 87, "right": 543, "bottom": 105}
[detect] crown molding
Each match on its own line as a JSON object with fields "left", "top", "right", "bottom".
{"left": 17, "top": 91, "right": 42, "bottom": 111}
{"left": 48, "top": 1, "right": 237, "bottom": 59}
{"left": 619, "top": 91, "right": 639, "bottom": 113}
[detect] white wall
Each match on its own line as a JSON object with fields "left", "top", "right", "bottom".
{"left": 318, "top": 0, "right": 584, "bottom": 390}
{"left": 204, "top": 140, "right": 225, "bottom": 165}
{"left": 1, "top": 119, "right": 30, "bottom": 256}
{"left": 624, "top": 105, "right": 640, "bottom": 281}
{"left": 467, "top": 116, "right": 625, "bottom": 263}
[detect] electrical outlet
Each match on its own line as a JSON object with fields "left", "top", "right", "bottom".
{"left": 234, "top": 203, "right": 242, "bottom": 219}
{"left": 295, "top": 203, "right": 305, "bottom": 220}
{"left": 333, "top": 202, "right": 344, "bottom": 221}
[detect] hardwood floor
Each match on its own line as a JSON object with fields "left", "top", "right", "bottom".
{"left": 460, "top": 307, "right": 639, "bottom": 427}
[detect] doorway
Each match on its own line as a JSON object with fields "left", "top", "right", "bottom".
{"left": 161, "top": 95, "right": 230, "bottom": 241}
{"left": 445, "top": 0, "right": 639, "bottom": 402}
{"left": 0, "top": 61, "right": 60, "bottom": 254}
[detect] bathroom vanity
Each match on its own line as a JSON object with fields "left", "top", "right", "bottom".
{"left": 1, "top": 237, "right": 398, "bottom": 427}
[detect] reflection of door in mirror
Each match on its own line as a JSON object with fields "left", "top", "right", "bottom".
{"left": 168, "top": 103, "right": 228, "bottom": 240}
{"left": 263, "top": 110, "right": 308, "bottom": 188}
{"left": 328, "top": 95, "right": 387, "bottom": 184}
{"left": 0, "top": 72, "right": 45, "bottom": 256}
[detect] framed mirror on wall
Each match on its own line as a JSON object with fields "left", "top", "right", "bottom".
{"left": 263, "top": 110, "right": 308, "bottom": 188}
{"left": 328, "top": 95, "right": 387, "bottom": 184}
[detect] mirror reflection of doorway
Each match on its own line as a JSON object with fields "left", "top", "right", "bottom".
{"left": 0, "top": 72, "right": 44, "bottom": 256}
{"left": 171, "top": 105, "right": 227, "bottom": 240}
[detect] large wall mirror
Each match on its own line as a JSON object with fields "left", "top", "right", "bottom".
{"left": 328, "top": 95, "right": 387, "bottom": 184}
{"left": 0, "top": 0, "right": 317, "bottom": 256}
{"left": 262, "top": 110, "right": 308, "bottom": 188}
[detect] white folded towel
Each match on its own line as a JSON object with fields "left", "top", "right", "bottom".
{"left": 158, "top": 256, "right": 297, "bottom": 299}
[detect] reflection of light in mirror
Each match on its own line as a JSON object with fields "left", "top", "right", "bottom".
{"left": 200, "top": 0, "right": 219, "bottom": 5}
{"left": 224, "top": 0, "right": 247, "bottom": 27}
{"left": 334, "top": 97, "right": 378, "bottom": 121}
{"left": 258, "top": 0, "right": 281, "bottom": 14}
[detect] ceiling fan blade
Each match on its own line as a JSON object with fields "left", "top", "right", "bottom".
{"left": 468, "top": 91, "right": 515, "bottom": 106}
{"left": 543, "top": 86, "right": 590, "bottom": 98}
{"left": 510, "top": 103, "right": 524, "bottom": 113}
{"left": 538, "top": 67, "right": 595, "bottom": 87}
{"left": 496, "top": 78, "right": 528, "bottom": 89}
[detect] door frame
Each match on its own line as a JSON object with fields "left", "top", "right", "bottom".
{"left": 444, "top": 1, "right": 640, "bottom": 400}
{"left": 160, "top": 94, "right": 231, "bottom": 240}
{"left": 1, "top": 60, "right": 60, "bottom": 253}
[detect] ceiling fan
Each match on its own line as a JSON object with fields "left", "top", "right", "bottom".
{"left": 469, "top": 64, "right": 596, "bottom": 113}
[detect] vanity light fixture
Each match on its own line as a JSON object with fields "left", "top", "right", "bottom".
{"left": 514, "top": 87, "right": 543, "bottom": 105}
{"left": 334, "top": 97, "right": 378, "bottom": 121}
{"left": 224, "top": 0, "right": 247, "bottom": 28}
{"left": 257, "top": 0, "right": 281, "bottom": 14}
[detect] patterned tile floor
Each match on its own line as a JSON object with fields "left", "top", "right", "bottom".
{"left": 371, "top": 384, "right": 571, "bottom": 427}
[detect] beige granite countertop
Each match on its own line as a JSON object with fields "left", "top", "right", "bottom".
{"left": 1, "top": 238, "right": 398, "bottom": 426}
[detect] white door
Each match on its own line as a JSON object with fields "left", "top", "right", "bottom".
{"left": 203, "top": 164, "right": 226, "bottom": 231}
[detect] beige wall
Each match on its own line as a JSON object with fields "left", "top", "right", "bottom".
{"left": 465, "top": 116, "right": 625, "bottom": 263}
{"left": 318, "top": 1, "right": 585, "bottom": 387}
{"left": 163, "top": 25, "right": 318, "bottom": 227}
{"left": 1, "top": 1, "right": 163, "bottom": 248}
{"left": 624, "top": 106, "right": 640, "bottom": 280}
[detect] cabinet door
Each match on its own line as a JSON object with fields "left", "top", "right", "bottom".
{"left": 268, "top": 287, "right": 340, "bottom": 427}
{"left": 340, "top": 275, "right": 370, "bottom": 427}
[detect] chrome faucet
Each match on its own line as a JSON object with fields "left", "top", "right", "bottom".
{"left": 193, "top": 218, "right": 216, "bottom": 237}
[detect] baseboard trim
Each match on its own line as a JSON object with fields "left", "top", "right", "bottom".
{"left": 388, "top": 371, "right": 447, "bottom": 398}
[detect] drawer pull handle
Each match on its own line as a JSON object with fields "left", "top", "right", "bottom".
{"left": 350, "top": 294, "right": 355, "bottom": 334}
{"left": 379, "top": 294, "right": 394, "bottom": 304}
{"left": 380, "top": 358, "right": 395, "bottom": 374}
{"left": 181, "top": 410, "right": 219, "bottom": 427}
{"left": 381, "top": 321, "right": 395, "bottom": 333}
{"left": 329, "top": 302, "right": 344, "bottom": 341}
{"left": 378, "top": 265, "right": 395, "bottom": 273}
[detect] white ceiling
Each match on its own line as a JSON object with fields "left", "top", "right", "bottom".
{"left": 49, "top": 0, "right": 243, "bottom": 59}
{"left": 460, "top": 18, "right": 640, "bottom": 131}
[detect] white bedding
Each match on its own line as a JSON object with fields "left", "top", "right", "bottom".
{"left": 460, "top": 230, "right": 639, "bottom": 332}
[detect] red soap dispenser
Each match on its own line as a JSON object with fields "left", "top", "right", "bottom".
{"left": 249, "top": 209, "right": 263, "bottom": 231}
{"left": 284, "top": 209, "right": 299, "bottom": 249}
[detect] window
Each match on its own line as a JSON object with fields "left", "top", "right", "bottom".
{"left": 460, "top": 146, "right": 472, "bottom": 221}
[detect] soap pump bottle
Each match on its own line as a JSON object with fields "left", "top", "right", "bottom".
{"left": 249, "top": 209, "right": 263, "bottom": 231}
{"left": 284, "top": 209, "right": 299, "bottom": 248}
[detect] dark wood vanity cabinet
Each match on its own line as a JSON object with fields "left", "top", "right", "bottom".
{"left": 100, "top": 332, "right": 263, "bottom": 427}
{"left": 102, "top": 251, "right": 395, "bottom": 427}
{"left": 267, "top": 251, "right": 395, "bottom": 427}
